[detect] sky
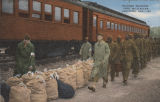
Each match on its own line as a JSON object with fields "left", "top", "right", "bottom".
{"left": 82, "top": 0, "right": 160, "bottom": 27}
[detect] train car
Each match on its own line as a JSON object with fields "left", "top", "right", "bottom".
{"left": 0, "top": 0, "right": 150, "bottom": 58}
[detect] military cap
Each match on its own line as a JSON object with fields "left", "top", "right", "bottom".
{"left": 24, "top": 34, "right": 31, "bottom": 40}
{"left": 97, "top": 33, "right": 104, "bottom": 37}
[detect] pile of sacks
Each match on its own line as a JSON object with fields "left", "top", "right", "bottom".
{"left": 5, "top": 60, "right": 93, "bottom": 102}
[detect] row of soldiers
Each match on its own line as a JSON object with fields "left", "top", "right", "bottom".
{"left": 79, "top": 34, "right": 160, "bottom": 92}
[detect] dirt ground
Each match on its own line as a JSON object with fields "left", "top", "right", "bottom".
{"left": 53, "top": 57, "right": 160, "bottom": 102}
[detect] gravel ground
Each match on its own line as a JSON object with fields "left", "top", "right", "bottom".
{"left": 53, "top": 57, "right": 160, "bottom": 102}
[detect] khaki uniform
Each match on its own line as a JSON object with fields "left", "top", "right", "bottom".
{"left": 121, "top": 39, "right": 139, "bottom": 81}
{"left": 132, "top": 38, "right": 140, "bottom": 76}
{"left": 108, "top": 42, "right": 119, "bottom": 80}
{"left": 90, "top": 40, "right": 110, "bottom": 84}
{"left": 79, "top": 41, "right": 92, "bottom": 60}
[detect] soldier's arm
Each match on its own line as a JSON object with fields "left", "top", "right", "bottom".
{"left": 132, "top": 41, "right": 140, "bottom": 59}
{"left": 79, "top": 44, "right": 84, "bottom": 55}
{"left": 104, "top": 43, "right": 110, "bottom": 61}
{"left": 88, "top": 43, "right": 92, "bottom": 58}
{"left": 112, "top": 43, "right": 118, "bottom": 61}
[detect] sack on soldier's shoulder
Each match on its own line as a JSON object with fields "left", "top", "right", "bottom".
{"left": 9, "top": 83, "right": 31, "bottom": 102}
{"left": 57, "top": 79, "right": 75, "bottom": 99}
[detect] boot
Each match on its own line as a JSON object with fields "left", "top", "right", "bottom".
{"left": 123, "top": 80, "right": 128, "bottom": 86}
{"left": 88, "top": 82, "right": 96, "bottom": 92}
{"left": 102, "top": 80, "right": 108, "bottom": 88}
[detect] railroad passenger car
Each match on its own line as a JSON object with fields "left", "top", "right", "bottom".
{"left": 0, "top": 0, "right": 150, "bottom": 58}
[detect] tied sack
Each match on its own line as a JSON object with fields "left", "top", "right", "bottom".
{"left": 75, "top": 67, "right": 85, "bottom": 88}
{"left": 22, "top": 72, "right": 36, "bottom": 84}
{"left": 73, "top": 62, "right": 85, "bottom": 88}
{"left": 6, "top": 77, "right": 23, "bottom": 86}
{"left": 26, "top": 76, "right": 47, "bottom": 102}
{"left": 82, "top": 62, "right": 92, "bottom": 85}
{"left": 56, "top": 67, "right": 77, "bottom": 89}
{"left": 9, "top": 83, "right": 31, "bottom": 102}
{"left": 45, "top": 74, "right": 58, "bottom": 101}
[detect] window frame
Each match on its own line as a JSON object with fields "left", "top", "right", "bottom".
{"left": 100, "top": 20, "right": 103, "bottom": 29}
{"left": 93, "top": 16, "right": 97, "bottom": 27}
{"left": 44, "top": 3, "right": 52, "bottom": 21}
{"left": 106, "top": 21, "right": 111, "bottom": 29}
{"left": 32, "top": 0, "right": 42, "bottom": 19}
{"left": 2, "top": 0, "right": 14, "bottom": 15}
{"left": 73, "top": 11, "right": 79, "bottom": 24}
{"left": 54, "top": 6, "right": 62, "bottom": 22}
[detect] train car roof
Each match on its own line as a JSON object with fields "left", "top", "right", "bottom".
{"left": 61, "top": 0, "right": 149, "bottom": 27}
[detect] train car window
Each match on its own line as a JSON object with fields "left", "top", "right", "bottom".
{"left": 134, "top": 27, "right": 136, "bottom": 33}
{"left": 107, "top": 22, "right": 110, "bottom": 29}
{"left": 45, "top": 4, "right": 52, "bottom": 13}
{"left": 100, "top": 20, "right": 103, "bottom": 29}
{"left": 19, "top": 0, "right": 28, "bottom": 11}
{"left": 124, "top": 25, "right": 126, "bottom": 31}
{"left": 73, "top": 11, "right": 79, "bottom": 24}
{"left": 55, "top": 7, "right": 61, "bottom": 21}
{"left": 118, "top": 24, "right": 121, "bottom": 31}
{"left": 93, "top": 16, "right": 97, "bottom": 27}
{"left": 45, "top": 4, "right": 52, "bottom": 21}
{"left": 33, "top": 1, "right": 41, "bottom": 12}
{"left": 127, "top": 26, "right": 129, "bottom": 32}
{"left": 121, "top": 25, "right": 124, "bottom": 31}
{"left": 64, "top": 9, "right": 70, "bottom": 23}
{"left": 129, "top": 26, "right": 132, "bottom": 32}
{"left": 32, "top": 13, "right": 41, "bottom": 18}
{"left": 115, "top": 24, "right": 117, "bottom": 31}
{"left": 2, "top": 0, "right": 14, "bottom": 14}
{"left": 64, "top": 9, "right": 69, "bottom": 18}
{"left": 111, "top": 23, "right": 114, "bottom": 30}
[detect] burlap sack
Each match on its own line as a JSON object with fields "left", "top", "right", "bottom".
{"left": 55, "top": 67, "right": 77, "bottom": 89}
{"left": 0, "top": 95, "right": 4, "bottom": 102}
{"left": 22, "top": 73, "right": 36, "bottom": 84}
{"left": 35, "top": 71, "right": 47, "bottom": 80}
{"left": 6, "top": 77, "right": 23, "bottom": 86}
{"left": 26, "top": 76, "right": 47, "bottom": 102}
{"left": 82, "top": 62, "right": 92, "bottom": 85}
{"left": 9, "top": 84, "right": 31, "bottom": 102}
{"left": 76, "top": 67, "right": 85, "bottom": 88}
{"left": 45, "top": 76, "right": 58, "bottom": 101}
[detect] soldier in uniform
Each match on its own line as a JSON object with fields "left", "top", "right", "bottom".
{"left": 120, "top": 34, "right": 139, "bottom": 85}
{"left": 114, "top": 36, "right": 123, "bottom": 77}
{"left": 14, "top": 35, "right": 35, "bottom": 75}
{"left": 107, "top": 36, "right": 119, "bottom": 81}
{"left": 132, "top": 34, "right": 140, "bottom": 78}
{"left": 88, "top": 34, "right": 110, "bottom": 92}
{"left": 79, "top": 36, "right": 92, "bottom": 61}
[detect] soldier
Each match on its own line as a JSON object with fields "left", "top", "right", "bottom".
{"left": 79, "top": 36, "right": 92, "bottom": 61}
{"left": 132, "top": 34, "right": 140, "bottom": 78}
{"left": 107, "top": 36, "right": 118, "bottom": 81}
{"left": 114, "top": 36, "right": 123, "bottom": 77}
{"left": 88, "top": 34, "right": 110, "bottom": 92}
{"left": 14, "top": 35, "right": 35, "bottom": 75}
{"left": 120, "top": 34, "right": 139, "bottom": 85}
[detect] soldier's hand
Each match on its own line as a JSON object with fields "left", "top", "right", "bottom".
{"left": 29, "top": 66, "right": 33, "bottom": 71}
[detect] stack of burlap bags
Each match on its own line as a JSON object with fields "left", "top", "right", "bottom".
{"left": 6, "top": 72, "right": 58, "bottom": 102}
{"left": 5, "top": 59, "right": 93, "bottom": 102}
